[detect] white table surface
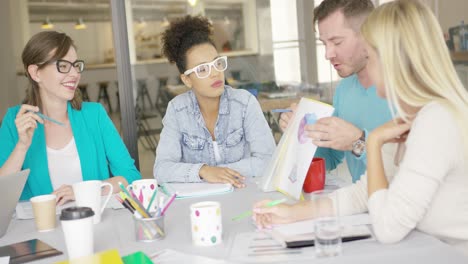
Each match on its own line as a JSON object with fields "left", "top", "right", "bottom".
{"left": 1, "top": 180, "right": 467, "bottom": 263}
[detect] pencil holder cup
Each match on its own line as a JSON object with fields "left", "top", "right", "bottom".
{"left": 133, "top": 214, "right": 165, "bottom": 242}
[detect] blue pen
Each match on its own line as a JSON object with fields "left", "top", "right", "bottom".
{"left": 271, "top": 109, "right": 293, "bottom": 113}
{"left": 28, "top": 111, "right": 65, "bottom": 126}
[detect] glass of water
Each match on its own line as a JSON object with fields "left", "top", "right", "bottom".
{"left": 311, "top": 190, "right": 342, "bottom": 257}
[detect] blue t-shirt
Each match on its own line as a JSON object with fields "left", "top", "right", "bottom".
{"left": 315, "top": 74, "right": 392, "bottom": 182}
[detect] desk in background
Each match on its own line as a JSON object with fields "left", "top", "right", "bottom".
{"left": 166, "top": 84, "right": 319, "bottom": 112}
{"left": 1, "top": 181, "right": 467, "bottom": 264}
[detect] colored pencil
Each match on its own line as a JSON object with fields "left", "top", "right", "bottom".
{"left": 232, "top": 198, "right": 287, "bottom": 221}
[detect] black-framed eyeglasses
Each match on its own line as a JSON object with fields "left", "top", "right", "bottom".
{"left": 55, "top": 59, "right": 85, "bottom": 73}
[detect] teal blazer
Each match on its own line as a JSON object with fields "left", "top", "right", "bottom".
{"left": 0, "top": 102, "right": 141, "bottom": 200}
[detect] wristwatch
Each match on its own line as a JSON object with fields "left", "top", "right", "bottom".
{"left": 352, "top": 130, "right": 366, "bottom": 157}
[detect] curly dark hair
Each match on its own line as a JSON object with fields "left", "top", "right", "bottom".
{"left": 161, "top": 15, "right": 215, "bottom": 74}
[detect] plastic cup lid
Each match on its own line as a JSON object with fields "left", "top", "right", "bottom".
{"left": 60, "top": 206, "right": 95, "bottom": 221}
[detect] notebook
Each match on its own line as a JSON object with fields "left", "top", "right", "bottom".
{"left": 0, "top": 238, "right": 62, "bottom": 264}
{"left": 0, "top": 169, "right": 30, "bottom": 238}
{"left": 54, "top": 249, "right": 122, "bottom": 264}
{"left": 268, "top": 214, "right": 373, "bottom": 248}
{"left": 161, "top": 183, "right": 233, "bottom": 199}
{"left": 122, "top": 251, "right": 153, "bottom": 264}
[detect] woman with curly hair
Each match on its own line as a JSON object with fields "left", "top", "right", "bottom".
{"left": 153, "top": 16, "right": 275, "bottom": 188}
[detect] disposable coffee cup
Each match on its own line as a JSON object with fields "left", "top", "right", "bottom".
{"left": 30, "top": 194, "right": 56, "bottom": 232}
{"left": 60, "top": 206, "right": 95, "bottom": 260}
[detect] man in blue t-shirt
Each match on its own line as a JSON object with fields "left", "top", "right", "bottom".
{"left": 280, "top": 0, "right": 392, "bottom": 182}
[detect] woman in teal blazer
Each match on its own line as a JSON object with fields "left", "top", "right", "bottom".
{"left": 0, "top": 31, "right": 140, "bottom": 203}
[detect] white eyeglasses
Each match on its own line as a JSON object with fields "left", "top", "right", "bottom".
{"left": 184, "top": 56, "right": 228, "bottom": 79}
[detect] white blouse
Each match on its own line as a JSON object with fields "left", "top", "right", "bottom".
{"left": 47, "top": 137, "right": 83, "bottom": 189}
{"left": 334, "top": 102, "right": 468, "bottom": 253}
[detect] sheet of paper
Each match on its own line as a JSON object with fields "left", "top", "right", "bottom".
{"left": 149, "top": 249, "right": 231, "bottom": 264}
{"left": 0, "top": 256, "right": 9, "bottom": 264}
{"left": 259, "top": 98, "right": 334, "bottom": 200}
{"left": 15, "top": 196, "right": 124, "bottom": 219}
{"left": 229, "top": 232, "right": 316, "bottom": 263}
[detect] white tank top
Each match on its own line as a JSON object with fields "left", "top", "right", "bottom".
{"left": 212, "top": 141, "right": 222, "bottom": 163}
{"left": 47, "top": 137, "right": 83, "bottom": 189}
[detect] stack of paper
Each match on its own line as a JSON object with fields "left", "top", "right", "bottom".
{"left": 161, "top": 183, "right": 233, "bottom": 199}
{"left": 149, "top": 249, "right": 231, "bottom": 263}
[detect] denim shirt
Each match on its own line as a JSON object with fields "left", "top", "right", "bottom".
{"left": 153, "top": 86, "right": 276, "bottom": 183}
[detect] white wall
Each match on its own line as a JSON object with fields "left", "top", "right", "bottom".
{"left": 0, "top": 0, "right": 22, "bottom": 118}
{"left": 30, "top": 22, "right": 115, "bottom": 65}
{"left": 437, "top": 0, "right": 468, "bottom": 33}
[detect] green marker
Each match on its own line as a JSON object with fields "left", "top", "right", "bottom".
{"left": 232, "top": 198, "right": 287, "bottom": 221}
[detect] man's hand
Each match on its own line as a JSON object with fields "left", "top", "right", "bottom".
{"left": 278, "top": 103, "right": 297, "bottom": 131}
{"left": 305, "top": 116, "right": 362, "bottom": 151}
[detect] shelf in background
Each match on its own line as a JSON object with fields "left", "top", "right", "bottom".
{"left": 451, "top": 51, "right": 468, "bottom": 62}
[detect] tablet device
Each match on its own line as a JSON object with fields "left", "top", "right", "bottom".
{"left": 0, "top": 239, "right": 62, "bottom": 264}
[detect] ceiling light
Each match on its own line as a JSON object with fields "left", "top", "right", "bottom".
{"left": 75, "top": 17, "right": 87, "bottom": 30}
{"left": 224, "top": 16, "right": 230, "bottom": 25}
{"left": 137, "top": 17, "right": 147, "bottom": 28}
{"left": 41, "top": 17, "right": 54, "bottom": 29}
{"left": 188, "top": 0, "right": 198, "bottom": 7}
{"left": 162, "top": 17, "right": 170, "bottom": 27}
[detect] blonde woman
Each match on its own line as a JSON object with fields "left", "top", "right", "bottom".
{"left": 253, "top": 0, "right": 468, "bottom": 253}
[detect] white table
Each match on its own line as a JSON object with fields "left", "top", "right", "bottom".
{"left": 1, "top": 181, "right": 467, "bottom": 263}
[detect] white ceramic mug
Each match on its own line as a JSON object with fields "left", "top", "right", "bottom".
{"left": 190, "top": 201, "right": 222, "bottom": 246}
{"left": 127, "top": 179, "right": 158, "bottom": 213}
{"left": 72, "top": 180, "right": 113, "bottom": 224}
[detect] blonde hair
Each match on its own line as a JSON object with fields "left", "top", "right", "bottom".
{"left": 362, "top": 0, "right": 468, "bottom": 156}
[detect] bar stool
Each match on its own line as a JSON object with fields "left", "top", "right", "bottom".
{"left": 136, "top": 79, "right": 153, "bottom": 110}
{"left": 155, "top": 77, "right": 169, "bottom": 116}
{"left": 78, "top": 84, "right": 90, "bottom": 101}
{"left": 97, "top": 81, "right": 113, "bottom": 113}
{"left": 114, "top": 81, "right": 120, "bottom": 112}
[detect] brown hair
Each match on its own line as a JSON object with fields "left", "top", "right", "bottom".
{"left": 161, "top": 15, "right": 215, "bottom": 73}
{"left": 22, "top": 31, "right": 83, "bottom": 110}
{"left": 313, "top": 0, "right": 374, "bottom": 31}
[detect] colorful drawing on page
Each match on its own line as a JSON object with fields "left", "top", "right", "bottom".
{"left": 288, "top": 164, "right": 298, "bottom": 183}
{"left": 259, "top": 98, "right": 334, "bottom": 200}
{"left": 297, "top": 113, "right": 318, "bottom": 144}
